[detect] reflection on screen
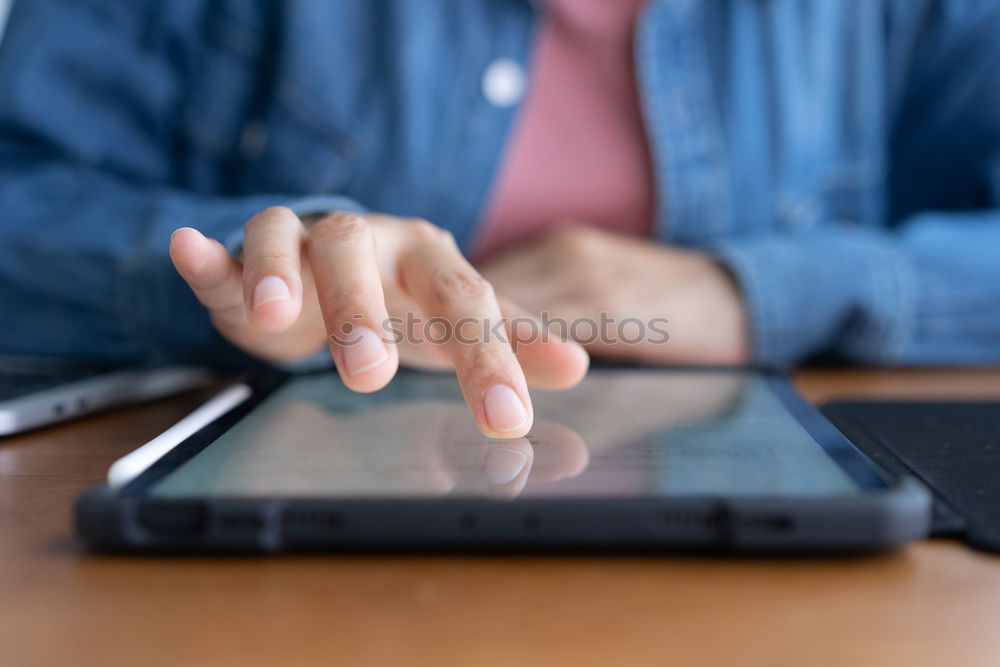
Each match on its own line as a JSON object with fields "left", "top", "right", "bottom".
{"left": 151, "top": 370, "right": 859, "bottom": 499}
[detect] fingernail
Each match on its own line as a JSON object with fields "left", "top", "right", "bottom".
{"left": 483, "top": 384, "right": 529, "bottom": 434}
{"left": 253, "top": 275, "right": 292, "bottom": 309}
{"left": 341, "top": 326, "right": 389, "bottom": 376}
{"left": 484, "top": 447, "right": 529, "bottom": 485}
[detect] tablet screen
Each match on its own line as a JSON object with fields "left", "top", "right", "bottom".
{"left": 148, "top": 370, "right": 870, "bottom": 500}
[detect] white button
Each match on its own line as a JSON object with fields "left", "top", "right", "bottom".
{"left": 482, "top": 59, "right": 525, "bottom": 108}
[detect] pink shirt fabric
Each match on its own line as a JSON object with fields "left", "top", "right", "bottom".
{"left": 473, "top": 0, "right": 655, "bottom": 260}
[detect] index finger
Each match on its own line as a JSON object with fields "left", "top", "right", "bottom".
{"left": 398, "top": 224, "right": 532, "bottom": 438}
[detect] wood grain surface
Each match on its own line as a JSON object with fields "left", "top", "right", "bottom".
{"left": 2, "top": 369, "right": 999, "bottom": 667}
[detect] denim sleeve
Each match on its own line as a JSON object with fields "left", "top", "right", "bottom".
{"left": 0, "top": 155, "right": 369, "bottom": 367}
{"left": 0, "top": 0, "right": 365, "bottom": 367}
{"left": 713, "top": 215, "right": 1000, "bottom": 367}
{"left": 713, "top": 0, "right": 1000, "bottom": 367}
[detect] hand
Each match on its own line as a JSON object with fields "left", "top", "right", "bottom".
{"left": 168, "top": 208, "right": 589, "bottom": 438}
{"left": 477, "top": 225, "right": 750, "bottom": 365}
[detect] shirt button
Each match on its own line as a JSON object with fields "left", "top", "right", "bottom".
{"left": 482, "top": 59, "right": 525, "bottom": 108}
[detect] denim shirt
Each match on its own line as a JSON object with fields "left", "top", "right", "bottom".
{"left": 0, "top": 0, "right": 998, "bottom": 368}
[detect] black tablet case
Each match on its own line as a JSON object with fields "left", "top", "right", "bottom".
{"left": 822, "top": 401, "right": 1000, "bottom": 553}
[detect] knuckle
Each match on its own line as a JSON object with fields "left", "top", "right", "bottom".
{"left": 409, "top": 218, "right": 454, "bottom": 246}
{"left": 311, "top": 214, "right": 370, "bottom": 244}
{"left": 548, "top": 225, "right": 598, "bottom": 256}
{"left": 244, "top": 251, "right": 295, "bottom": 277}
{"left": 464, "top": 343, "right": 513, "bottom": 377}
{"left": 323, "top": 280, "right": 377, "bottom": 312}
{"left": 430, "top": 268, "right": 494, "bottom": 305}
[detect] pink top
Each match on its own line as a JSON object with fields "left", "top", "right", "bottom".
{"left": 473, "top": 0, "right": 655, "bottom": 260}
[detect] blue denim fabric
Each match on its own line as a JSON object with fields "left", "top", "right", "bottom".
{"left": 0, "top": 0, "right": 998, "bottom": 367}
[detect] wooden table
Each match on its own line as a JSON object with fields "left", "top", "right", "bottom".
{"left": 2, "top": 369, "right": 999, "bottom": 667}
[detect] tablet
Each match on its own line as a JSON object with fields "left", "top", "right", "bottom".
{"left": 75, "top": 368, "right": 931, "bottom": 553}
